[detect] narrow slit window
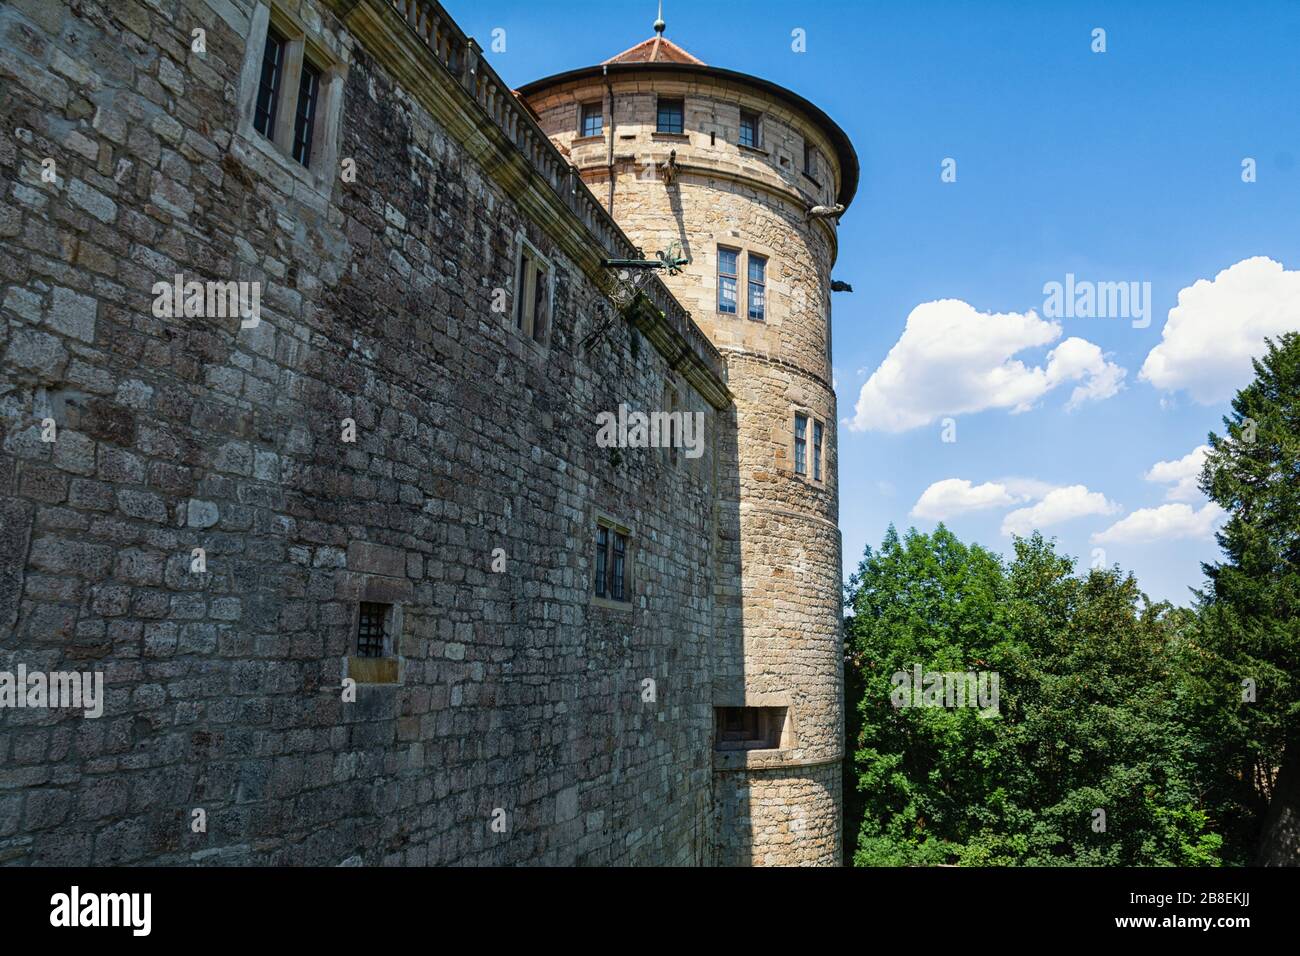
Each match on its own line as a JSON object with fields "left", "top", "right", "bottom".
{"left": 747, "top": 254, "right": 767, "bottom": 321}
{"left": 253, "top": 27, "right": 286, "bottom": 138}
{"left": 739, "top": 110, "right": 759, "bottom": 149}
{"left": 611, "top": 532, "right": 627, "bottom": 601}
{"left": 794, "top": 413, "right": 808, "bottom": 476}
{"left": 718, "top": 247, "right": 738, "bottom": 314}
{"left": 292, "top": 59, "right": 321, "bottom": 166}
{"left": 356, "top": 602, "right": 388, "bottom": 658}
{"left": 657, "top": 97, "right": 684, "bottom": 135}
{"left": 513, "top": 239, "right": 551, "bottom": 344}
{"left": 813, "top": 419, "right": 824, "bottom": 481}
{"left": 666, "top": 385, "right": 679, "bottom": 466}
{"left": 531, "top": 267, "right": 548, "bottom": 342}
{"left": 595, "top": 526, "right": 608, "bottom": 598}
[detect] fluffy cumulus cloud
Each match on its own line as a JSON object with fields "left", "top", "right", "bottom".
{"left": 848, "top": 299, "right": 1125, "bottom": 432}
{"left": 910, "top": 479, "right": 1022, "bottom": 520}
{"left": 1145, "top": 445, "right": 1211, "bottom": 502}
{"left": 1140, "top": 257, "right": 1300, "bottom": 403}
{"left": 1000, "top": 485, "right": 1119, "bottom": 537}
{"left": 1092, "top": 502, "right": 1226, "bottom": 545}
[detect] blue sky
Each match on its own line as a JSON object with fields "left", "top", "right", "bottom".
{"left": 462, "top": 0, "right": 1300, "bottom": 604}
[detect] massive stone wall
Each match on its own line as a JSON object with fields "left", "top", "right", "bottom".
{"left": 526, "top": 67, "right": 847, "bottom": 865}
{"left": 0, "top": 0, "right": 729, "bottom": 865}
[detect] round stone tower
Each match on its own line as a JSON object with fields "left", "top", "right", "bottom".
{"left": 521, "top": 17, "right": 858, "bottom": 866}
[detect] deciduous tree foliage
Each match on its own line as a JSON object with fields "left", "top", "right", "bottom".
{"left": 844, "top": 528, "right": 1221, "bottom": 866}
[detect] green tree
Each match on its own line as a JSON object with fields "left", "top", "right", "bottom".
{"left": 1196, "top": 332, "right": 1300, "bottom": 864}
{"left": 844, "top": 528, "right": 1223, "bottom": 865}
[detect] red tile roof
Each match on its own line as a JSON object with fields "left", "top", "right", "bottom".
{"left": 602, "top": 35, "right": 705, "bottom": 66}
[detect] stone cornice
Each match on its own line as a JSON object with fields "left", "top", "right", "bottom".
{"left": 332, "top": 0, "right": 732, "bottom": 408}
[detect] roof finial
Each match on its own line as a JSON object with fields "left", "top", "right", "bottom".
{"left": 654, "top": 0, "right": 665, "bottom": 35}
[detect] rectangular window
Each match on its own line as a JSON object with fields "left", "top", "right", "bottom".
{"left": 717, "top": 247, "right": 738, "bottom": 314}
{"left": 253, "top": 27, "right": 286, "bottom": 138}
{"left": 739, "top": 109, "right": 759, "bottom": 149}
{"left": 514, "top": 240, "right": 550, "bottom": 343}
{"left": 747, "top": 254, "right": 767, "bottom": 321}
{"left": 813, "top": 419, "right": 824, "bottom": 481}
{"left": 715, "top": 706, "right": 787, "bottom": 751}
{"left": 242, "top": 13, "right": 345, "bottom": 180}
{"left": 594, "top": 522, "right": 631, "bottom": 602}
{"left": 581, "top": 101, "right": 603, "bottom": 137}
{"left": 804, "top": 141, "right": 819, "bottom": 179}
{"left": 657, "top": 97, "right": 684, "bottom": 134}
{"left": 794, "top": 413, "right": 808, "bottom": 476}
{"left": 356, "top": 602, "right": 388, "bottom": 658}
{"left": 291, "top": 59, "right": 321, "bottom": 166}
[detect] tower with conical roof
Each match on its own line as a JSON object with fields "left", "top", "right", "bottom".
{"left": 521, "top": 10, "right": 857, "bottom": 866}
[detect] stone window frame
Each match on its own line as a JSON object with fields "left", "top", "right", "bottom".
{"left": 713, "top": 705, "right": 796, "bottom": 752}
{"left": 511, "top": 231, "right": 555, "bottom": 348}
{"left": 234, "top": 2, "right": 347, "bottom": 197}
{"left": 344, "top": 589, "right": 405, "bottom": 686}
{"left": 792, "top": 407, "right": 826, "bottom": 485}
{"left": 591, "top": 513, "right": 634, "bottom": 610}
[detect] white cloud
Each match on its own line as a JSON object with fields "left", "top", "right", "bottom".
{"left": 848, "top": 299, "right": 1125, "bottom": 432}
{"left": 1140, "top": 257, "right": 1300, "bottom": 403}
{"left": 1092, "top": 502, "right": 1226, "bottom": 545}
{"left": 1000, "top": 485, "right": 1119, "bottom": 536}
{"left": 1047, "top": 337, "right": 1127, "bottom": 410}
{"left": 1145, "top": 445, "right": 1210, "bottom": 502}
{"left": 910, "top": 479, "right": 1023, "bottom": 520}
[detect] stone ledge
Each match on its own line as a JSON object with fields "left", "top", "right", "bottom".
{"left": 712, "top": 750, "right": 843, "bottom": 772}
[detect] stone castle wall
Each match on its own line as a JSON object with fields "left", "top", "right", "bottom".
{"left": 526, "top": 68, "right": 846, "bottom": 865}
{"left": 0, "top": 0, "right": 733, "bottom": 865}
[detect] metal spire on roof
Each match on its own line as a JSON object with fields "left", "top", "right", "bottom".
{"left": 654, "top": 1, "right": 665, "bottom": 35}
